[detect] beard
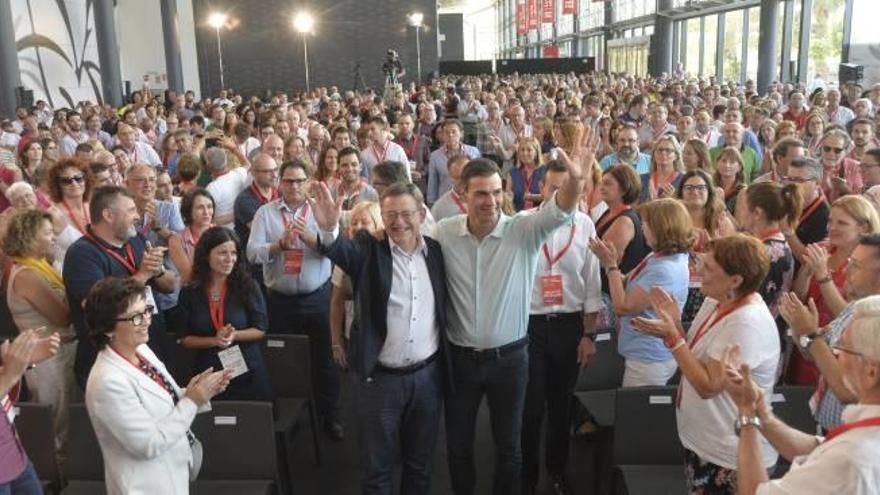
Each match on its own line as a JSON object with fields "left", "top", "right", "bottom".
{"left": 618, "top": 146, "right": 638, "bottom": 161}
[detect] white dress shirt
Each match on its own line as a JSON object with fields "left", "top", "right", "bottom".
{"left": 206, "top": 167, "right": 252, "bottom": 229}
{"left": 124, "top": 141, "right": 162, "bottom": 167}
{"left": 360, "top": 140, "right": 411, "bottom": 182}
{"left": 756, "top": 404, "right": 880, "bottom": 494}
{"left": 528, "top": 210, "right": 603, "bottom": 315}
{"left": 379, "top": 237, "right": 439, "bottom": 368}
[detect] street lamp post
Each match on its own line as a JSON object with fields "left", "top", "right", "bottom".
{"left": 408, "top": 12, "right": 424, "bottom": 83}
{"left": 293, "top": 13, "right": 314, "bottom": 92}
{"left": 207, "top": 13, "right": 228, "bottom": 92}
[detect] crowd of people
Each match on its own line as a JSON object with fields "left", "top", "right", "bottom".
{"left": 0, "top": 71, "right": 879, "bottom": 495}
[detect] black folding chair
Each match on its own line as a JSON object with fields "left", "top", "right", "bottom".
{"left": 768, "top": 385, "right": 817, "bottom": 478}
{"left": 15, "top": 403, "right": 59, "bottom": 494}
{"left": 60, "top": 404, "right": 104, "bottom": 495}
{"left": 612, "top": 386, "right": 686, "bottom": 495}
{"left": 190, "top": 400, "right": 278, "bottom": 495}
{"left": 574, "top": 329, "right": 625, "bottom": 427}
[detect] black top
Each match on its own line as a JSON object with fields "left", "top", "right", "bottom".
{"left": 596, "top": 208, "right": 651, "bottom": 294}
{"left": 796, "top": 198, "right": 830, "bottom": 247}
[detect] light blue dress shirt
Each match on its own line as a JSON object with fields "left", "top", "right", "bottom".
{"left": 426, "top": 145, "right": 481, "bottom": 205}
{"left": 599, "top": 152, "right": 652, "bottom": 175}
{"left": 433, "top": 193, "right": 573, "bottom": 349}
{"left": 246, "top": 199, "right": 332, "bottom": 295}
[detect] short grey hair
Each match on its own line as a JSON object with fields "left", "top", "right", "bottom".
{"left": 789, "top": 156, "right": 822, "bottom": 180}
{"left": 204, "top": 147, "right": 228, "bottom": 173}
{"left": 4, "top": 181, "right": 33, "bottom": 201}
{"left": 822, "top": 128, "right": 852, "bottom": 148}
{"left": 848, "top": 295, "right": 880, "bottom": 361}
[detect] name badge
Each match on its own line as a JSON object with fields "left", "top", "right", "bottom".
{"left": 541, "top": 274, "right": 564, "bottom": 306}
{"left": 217, "top": 345, "right": 249, "bottom": 378}
{"left": 283, "top": 249, "right": 303, "bottom": 275}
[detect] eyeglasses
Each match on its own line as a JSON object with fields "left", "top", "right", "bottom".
{"left": 822, "top": 145, "right": 845, "bottom": 154}
{"left": 129, "top": 176, "right": 157, "bottom": 185}
{"left": 58, "top": 174, "right": 85, "bottom": 185}
{"left": 682, "top": 184, "right": 708, "bottom": 193}
{"left": 381, "top": 209, "right": 420, "bottom": 222}
{"left": 831, "top": 343, "right": 867, "bottom": 359}
{"left": 115, "top": 306, "right": 154, "bottom": 326}
{"left": 781, "top": 175, "right": 817, "bottom": 184}
{"left": 280, "top": 178, "right": 308, "bottom": 185}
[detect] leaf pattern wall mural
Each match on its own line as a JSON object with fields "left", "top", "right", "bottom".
{"left": 12, "top": 0, "right": 103, "bottom": 108}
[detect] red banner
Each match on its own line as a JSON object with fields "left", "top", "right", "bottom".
{"left": 562, "top": 0, "right": 578, "bottom": 15}
{"left": 517, "top": 1, "right": 527, "bottom": 35}
{"left": 527, "top": 0, "right": 538, "bottom": 30}
{"left": 543, "top": 45, "right": 560, "bottom": 58}
{"left": 542, "top": 0, "right": 555, "bottom": 23}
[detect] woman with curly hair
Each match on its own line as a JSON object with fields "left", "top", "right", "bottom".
{"left": 170, "top": 226, "right": 273, "bottom": 400}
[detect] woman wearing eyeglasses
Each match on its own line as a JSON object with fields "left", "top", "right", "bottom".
{"left": 46, "top": 158, "right": 92, "bottom": 271}
{"left": 171, "top": 227, "right": 273, "bottom": 401}
{"left": 3, "top": 209, "right": 73, "bottom": 473}
{"left": 640, "top": 135, "right": 684, "bottom": 203}
{"left": 676, "top": 170, "right": 736, "bottom": 324}
{"left": 85, "top": 277, "right": 231, "bottom": 495}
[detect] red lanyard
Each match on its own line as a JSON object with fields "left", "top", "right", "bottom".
{"left": 280, "top": 202, "right": 311, "bottom": 240}
{"left": 251, "top": 183, "right": 278, "bottom": 204}
{"left": 109, "top": 347, "right": 171, "bottom": 391}
{"left": 338, "top": 180, "right": 366, "bottom": 202}
{"left": 799, "top": 195, "right": 826, "bottom": 228}
{"left": 402, "top": 136, "right": 419, "bottom": 159}
{"left": 451, "top": 191, "right": 466, "bottom": 213}
{"left": 696, "top": 131, "right": 712, "bottom": 144}
{"left": 520, "top": 167, "right": 537, "bottom": 195}
{"left": 84, "top": 233, "right": 138, "bottom": 274}
{"left": 372, "top": 141, "right": 390, "bottom": 163}
{"left": 141, "top": 213, "right": 153, "bottom": 235}
{"left": 688, "top": 294, "right": 752, "bottom": 350}
{"left": 824, "top": 416, "right": 880, "bottom": 443}
{"left": 206, "top": 281, "right": 227, "bottom": 333}
{"left": 62, "top": 199, "right": 88, "bottom": 234}
{"left": 542, "top": 223, "right": 576, "bottom": 271}
{"left": 627, "top": 253, "right": 665, "bottom": 282}
{"left": 652, "top": 123, "right": 669, "bottom": 140}
{"left": 596, "top": 205, "right": 631, "bottom": 233}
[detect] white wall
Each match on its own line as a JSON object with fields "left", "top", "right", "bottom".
{"left": 848, "top": 0, "right": 880, "bottom": 86}
{"left": 116, "top": 0, "right": 167, "bottom": 92}
{"left": 11, "top": 0, "right": 102, "bottom": 106}
{"left": 178, "top": 0, "right": 201, "bottom": 98}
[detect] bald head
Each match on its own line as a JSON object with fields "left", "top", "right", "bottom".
{"left": 251, "top": 153, "right": 279, "bottom": 189}
{"left": 722, "top": 122, "right": 744, "bottom": 148}
{"left": 262, "top": 135, "right": 284, "bottom": 162}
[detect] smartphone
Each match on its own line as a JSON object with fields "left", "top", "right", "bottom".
{"left": 205, "top": 137, "right": 221, "bottom": 149}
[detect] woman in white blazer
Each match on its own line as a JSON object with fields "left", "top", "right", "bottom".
{"left": 84, "top": 278, "right": 231, "bottom": 495}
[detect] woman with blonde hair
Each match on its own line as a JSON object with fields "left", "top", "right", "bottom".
{"left": 776, "top": 120, "right": 798, "bottom": 141}
{"left": 803, "top": 112, "right": 827, "bottom": 157}
{"left": 580, "top": 156, "right": 608, "bottom": 222}
{"left": 506, "top": 137, "right": 546, "bottom": 211}
{"left": 789, "top": 194, "right": 880, "bottom": 384}
{"left": 554, "top": 118, "right": 584, "bottom": 157}
{"left": 590, "top": 198, "right": 693, "bottom": 386}
{"left": 531, "top": 116, "right": 555, "bottom": 158}
{"left": 640, "top": 135, "right": 684, "bottom": 202}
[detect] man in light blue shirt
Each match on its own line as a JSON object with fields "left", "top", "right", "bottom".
{"left": 246, "top": 160, "right": 343, "bottom": 440}
{"left": 599, "top": 125, "right": 651, "bottom": 175}
{"left": 426, "top": 119, "right": 480, "bottom": 205}
{"left": 433, "top": 154, "right": 584, "bottom": 495}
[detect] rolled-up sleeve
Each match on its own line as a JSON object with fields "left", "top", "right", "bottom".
{"left": 246, "top": 206, "right": 275, "bottom": 265}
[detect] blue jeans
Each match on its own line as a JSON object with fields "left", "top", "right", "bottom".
{"left": 0, "top": 461, "right": 42, "bottom": 495}
{"left": 356, "top": 360, "right": 444, "bottom": 495}
{"left": 445, "top": 341, "right": 529, "bottom": 495}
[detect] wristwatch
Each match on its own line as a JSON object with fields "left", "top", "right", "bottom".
{"left": 798, "top": 330, "right": 823, "bottom": 350}
{"left": 734, "top": 415, "right": 762, "bottom": 436}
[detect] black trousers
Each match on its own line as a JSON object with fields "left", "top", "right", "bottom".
{"left": 521, "top": 313, "right": 582, "bottom": 488}
{"left": 267, "top": 284, "right": 340, "bottom": 421}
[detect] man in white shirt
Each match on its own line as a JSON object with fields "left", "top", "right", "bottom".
{"left": 360, "top": 116, "right": 410, "bottom": 183}
{"left": 116, "top": 124, "right": 162, "bottom": 168}
{"left": 60, "top": 111, "right": 89, "bottom": 156}
{"left": 521, "top": 161, "right": 602, "bottom": 495}
{"left": 693, "top": 109, "right": 721, "bottom": 148}
{"left": 205, "top": 144, "right": 252, "bottom": 228}
{"left": 234, "top": 122, "right": 261, "bottom": 158}
{"left": 825, "top": 89, "right": 855, "bottom": 128}
{"left": 727, "top": 294, "right": 880, "bottom": 495}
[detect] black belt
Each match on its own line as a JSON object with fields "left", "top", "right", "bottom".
{"left": 530, "top": 311, "right": 582, "bottom": 322}
{"left": 451, "top": 336, "right": 528, "bottom": 361}
{"left": 375, "top": 352, "right": 438, "bottom": 375}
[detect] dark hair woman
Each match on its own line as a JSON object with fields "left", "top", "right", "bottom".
{"left": 169, "top": 227, "right": 273, "bottom": 401}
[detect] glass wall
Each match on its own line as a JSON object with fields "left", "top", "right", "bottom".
{"left": 807, "top": 0, "right": 846, "bottom": 82}
{"left": 746, "top": 7, "right": 760, "bottom": 82}
{"left": 703, "top": 15, "right": 717, "bottom": 78}
{"left": 608, "top": 37, "right": 650, "bottom": 76}
{"left": 612, "top": 0, "right": 656, "bottom": 22}
{"left": 722, "top": 10, "right": 743, "bottom": 81}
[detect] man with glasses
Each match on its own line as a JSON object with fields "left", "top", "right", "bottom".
{"left": 781, "top": 157, "right": 829, "bottom": 262}
{"left": 64, "top": 186, "right": 176, "bottom": 388}
{"left": 731, "top": 290, "right": 880, "bottom": 494}
{"left": 307, "top": 181, "right": 451, "bottom": 495}
{"left": 599, "top": 124, "right": 651, "bottom": 175}
{"left": 247, "top": 160, "right": 344, "bottom": 440}
{"left": 818, "top": 129, "right": 861, "bottom": 200}
{"left": 858, "top": 149, "right": 880, "bottom": 192}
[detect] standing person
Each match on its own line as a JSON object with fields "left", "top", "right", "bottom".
{"left": 434, "top": 133, "right": 585, "bottom": 494}
{"left": 395, "top": 113, "right": 430, "bottom": 188}
{"left": 172, "top": 227, "right": 273, "bottom": 401}
{"left": 334, "top": 147, "right": 379, "bottom": 211}
{"left": 204, "top": 145, "right": 252, "bottom": 229}
{"left": 640, "top": 135, "right": 684, "bottom": 202}
{"left": 599, "top": 125, "right": 651, "bottom": 175}
{"left": 307, "top": 181, "right": 450, "bottom": 495}
{"left": 817, "top": 129, "right": 861, "bottom": 201}
{"left": 632, "top": 234, "right": 780, "bottom": 494}
{"left": 84, "top": 277, "right": 231, "bottom": 495}
{"left": 167, "top": 188, "right": 215, "bottom": 284}
{"left": 521, "top": 161, "right": 602, "bottom": 494}
{"left": 590, "top": 199, "right": 692, "bottom": 387}
{"left": 681, "top": 139, "right": 714, "bottom": 174}
{"left": 713, "top": 147, "right": 747, "bottom": 214}
{"left": 781, "top": 157, "right": 829, "bottom": 262}
{"left": 63, "top": 186, "right": 178, "bottom": 387}
{"left": 4, "top": 210, "right": 76, "bottom": 471}
{"left": 430, "top": 154, "right": 469, "bottom": 222}
{"left": 426, "top": 120, "right": 480, "bottom": 205}
{"left": 116, "top": 124, "right": 162, "bottom": 168}
{"left": 46, "top": 158, "right": 92, "bottom": 270}
{"left": 361, "top": 116, "right": 410, "bottom": 182}
{"left": 506, "top": 138, "right": 546, "bottom": 212}
{"left": 246, "top": 160, "right": 343, "bottom": 440}
{"left": 233, "top": 153, "right": 279, "bottom": 250}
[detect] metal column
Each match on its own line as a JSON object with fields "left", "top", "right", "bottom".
{"left": 94, "top": 0, "right": 123, "bottom": 106}
{"left": 757, "top": 0, "right": 780, "bottom": 91}
{"left": 0, "top": 0, "right": 22, "bottom": 117}
{"left": 160, "top": 0, "right": 184, "bottom": 93}
{"left": 652, "top": 0, "right": 673, "bottom": 77}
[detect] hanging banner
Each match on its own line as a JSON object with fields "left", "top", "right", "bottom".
{"left": 527, "top": 0, "right": 538, "bottom": 30}
{"left": 542, "top": 0, "right": 555, "bottom": 23}
{"left": 517, "top": 1, "right": 527, "bottom": 35}
{"left": 543, "top": 45, "right": 560, "bottom": 58}
{"left": 562, "top": 0, "right": 578, "bottom": 15}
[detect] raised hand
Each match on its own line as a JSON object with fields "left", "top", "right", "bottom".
{"left": 309, "top": 182, "right": 342, "bottom": 232}
{"left": 0, "top": 331, "right": 41, "bottom": 382}
{"left": 588, "top": 237, "right": 619, "bottom": 269}
{"left": 649, "top": 287, "right": 682, "bottom": 329}
{"left": 802, "top": 243, "right": 829, "bottom": 278}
